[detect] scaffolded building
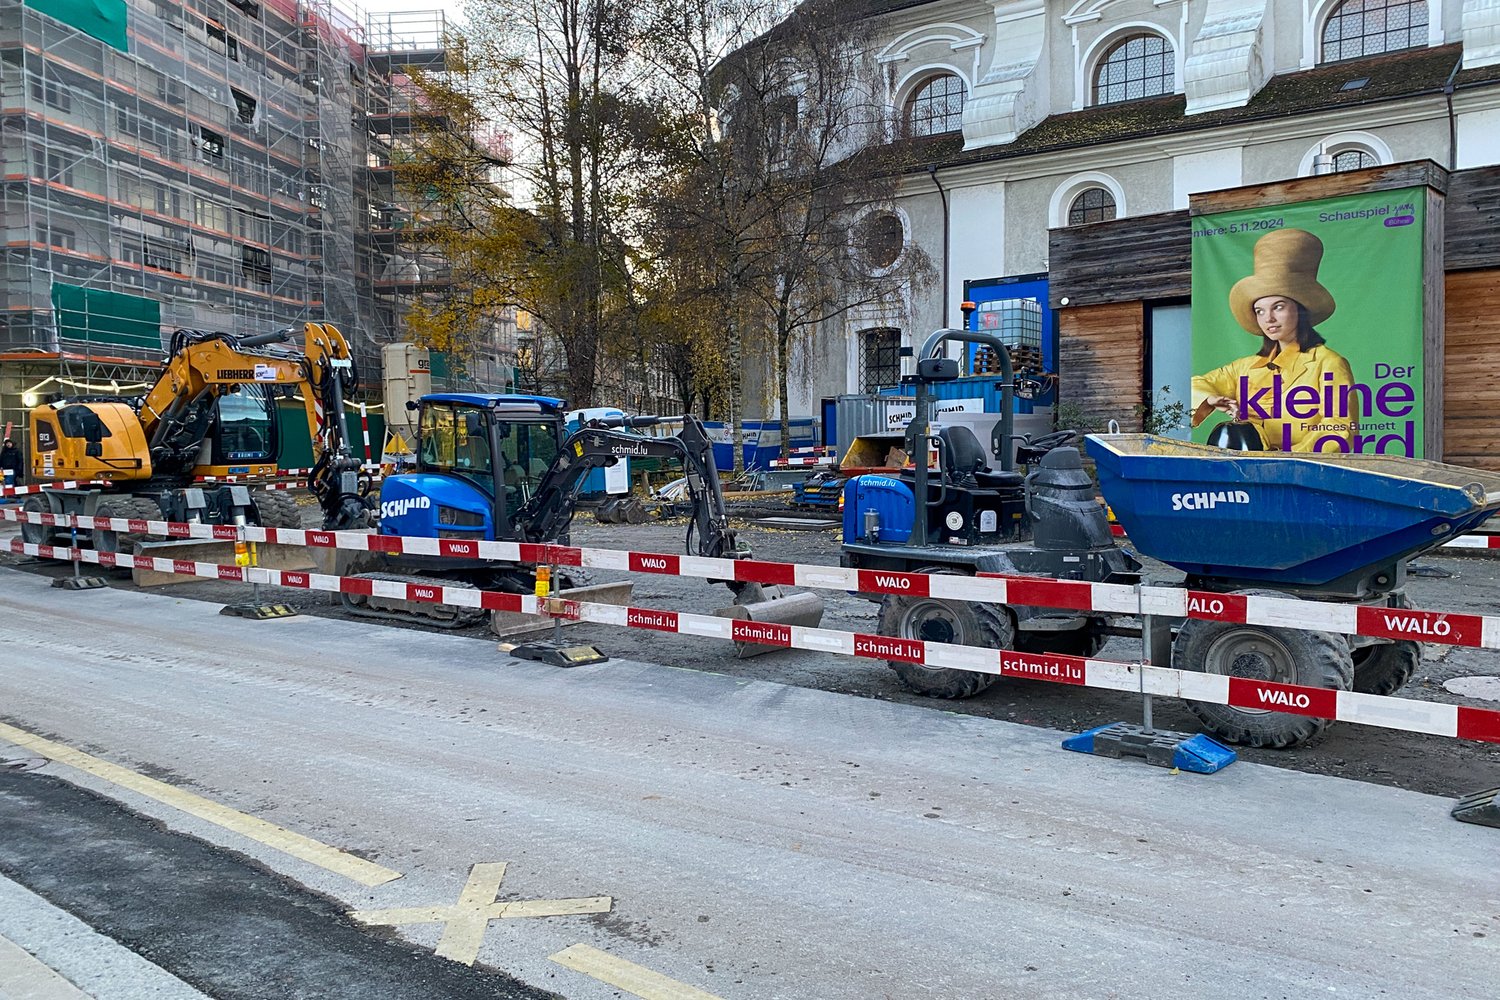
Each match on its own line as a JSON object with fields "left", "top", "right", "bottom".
{"left": 0, "top": 0, "right": 501, "bottom": 441}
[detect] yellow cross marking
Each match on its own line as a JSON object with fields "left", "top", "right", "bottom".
{"left": 350, "top": 862, "right": 612, "bottom": 966}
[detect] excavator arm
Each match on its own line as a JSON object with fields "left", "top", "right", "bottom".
{"left": 513, "top": 414, "right": 740, "bottom": 560}
{"left": 136, "top": 322, "right": 371, "bottom": 528}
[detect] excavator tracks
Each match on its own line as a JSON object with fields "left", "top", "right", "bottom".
{"left": 338, "top": 572, "right": 490, "bottom": 630}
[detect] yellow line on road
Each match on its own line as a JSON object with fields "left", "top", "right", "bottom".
{"left": 0, "top": 721, "right": 402, "bottom": 888}
{"left": 549, "top": 943, "right": 726, "bottom": 1000}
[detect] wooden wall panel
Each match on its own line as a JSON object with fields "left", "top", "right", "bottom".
{"left": 1051, "top": 165, "right": 1500, "bottom": 309}
{"left": 1048, "top": 212, "right": 1191, "bottom": 309}
{"left": 1446, "top": 168, "right": 1500, "bottom": 271}
{"left": 1059, "top": 301, "right": 1145, "bottom": 431}
{"left": 1443, "top": 269, "right": 1500, "bottom": 469}
{"left": 1189, "top": 161, "right": 1449, "bottom": 217}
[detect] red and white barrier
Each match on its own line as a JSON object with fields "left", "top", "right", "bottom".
{"left": 770, "top": 447, "right": 837, "bottom": 468}
{"left": 4, "top": 506, "right": 1500, "bottom": 656}
{"left": 195, "top": 464, "right": 383, "bottom": 484}
{"left": 4, "top": 532, "right": 1497, "bottom": 746}
{"left": 0, "top": 480, "right": 101, "bottom": 498}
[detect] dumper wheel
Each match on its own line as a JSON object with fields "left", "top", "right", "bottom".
{"left": 878, "top": 569, "right": 1011, "bottom": 699}
{"left": 20, "top": 495, "right": 52, "bottom": 545}
{"left": 1173, "top": 592, "right": 1352, "bottom": 749}
{"left": 1351, "top": 640, "right": 1421, "bottom": 697}
{"left": 253, "top": 490, "right": 302, "bottom": 530}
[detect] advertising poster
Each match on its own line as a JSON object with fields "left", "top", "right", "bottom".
{"left": 1189, "top": 187, "right": 1426, "bottom": 456}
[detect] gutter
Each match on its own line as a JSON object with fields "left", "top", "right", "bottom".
{"left": 1444, "top": 56, "right": 1463, "bottom": 171}
{"left": 927, "top": 164, "right": 949, "bottom": 329}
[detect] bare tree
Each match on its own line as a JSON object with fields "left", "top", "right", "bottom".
{"left": 628, "top": 0, "right": 788, "bottom": 469}
{"left": 434, "top": 0, "right": 645, "bottom": 409}
{"left": 717, "top": 2, "right": 936, "bottom": 449}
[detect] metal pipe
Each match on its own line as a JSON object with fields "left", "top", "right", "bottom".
{"left": 1444, "top": 56, "right": 1462, "bottom": 171}
{"left": 906, "top": 327, "right": 1018, "bottom": 547}
{"left": 927, "top": 166, "right": 950, "bottom": 329}
{"left": 238, "top": 330, "right": 290, "bottom": 348}
{"left": 917, "top": 327, "right": 1015, "bottom": 471}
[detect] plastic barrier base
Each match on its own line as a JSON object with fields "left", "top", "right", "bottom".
{"left": 502, "top": 640, "right": 609, "bottom": 668}
{"left": 51, "top": 575, "right": 107, "bottom": 591}
{"left": 1451, "top": 787, "right": 1500, "bottom": 828}
{"left": 1062, "top": 722, "right": 1237, "bottom": 774}
{"left": 220, "top": 602, "right": 299, "bottom": 621}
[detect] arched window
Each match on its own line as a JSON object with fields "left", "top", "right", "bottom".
{"left": 1094, "top": 34, "right": 1174, "bottom": 105}
{"left": 1321, "top": 0, "right": 1429, "bottom": 63}
{"left": 1068, "top": 187, "right": 1117, "bottom": 225}
{"left": 1333, "top": 148, "right": 1378, "bottom": 171}
{"left": 905, "top": 74, "right": 966, "bottom": 136}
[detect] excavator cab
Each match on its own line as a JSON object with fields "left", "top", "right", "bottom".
{"left": 205, "top": 385, "right": 279, "bottom": 468}
{"left": 379, "top": 393, "right": 568, "bottom": 542}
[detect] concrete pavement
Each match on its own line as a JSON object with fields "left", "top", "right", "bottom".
{"left": 1, "top": 566, "right": 1496, "bottom": 999}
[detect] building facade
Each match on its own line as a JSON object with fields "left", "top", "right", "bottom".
{"left": 754, "top": 0, "right": 1500, "bottom": 440}
{"left": 0, "top": 0, "right": 513, "bottom": 450}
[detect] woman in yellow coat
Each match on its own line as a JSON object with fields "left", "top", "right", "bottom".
{"left": 1192, "top": 228, "right": 1358, "bottom": 453}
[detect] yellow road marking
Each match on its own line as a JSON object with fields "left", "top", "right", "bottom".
{"left": 0, "top": 721, "right": 401, "bottom": 888}
{"left": 351, "top": 861, "right": 613, "bottom": 966}
{"left": 549, "top": 943, "right": 726, "bottom": 1000}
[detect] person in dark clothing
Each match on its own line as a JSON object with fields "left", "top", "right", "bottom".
{"left": 0, "top": 437, "right": 23, "bottom": 487}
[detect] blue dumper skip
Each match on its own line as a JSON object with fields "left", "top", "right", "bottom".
{"left": 1085, "top": 434, "right": 1500, "bottom": 588}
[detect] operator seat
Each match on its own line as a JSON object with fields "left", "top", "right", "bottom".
{"left": 938, "top": 426, "right": 1023, "bottom": 489}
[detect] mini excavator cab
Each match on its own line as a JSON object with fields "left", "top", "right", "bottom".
{"left": 379, "top": 393, "right": 570, "bottom": 543}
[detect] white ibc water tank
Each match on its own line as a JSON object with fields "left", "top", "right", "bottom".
{"left": 382, "top": 344, "right": 432, "bottom": 454}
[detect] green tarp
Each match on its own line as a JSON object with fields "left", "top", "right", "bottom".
{"left": 25, "top": 0, "right": 129, "bottom": 52}
{"left": 274, "top": 399, "right": 385, "bottom": 471}
{"left": 51, "top": 282, "right": 161, "bottom": 351}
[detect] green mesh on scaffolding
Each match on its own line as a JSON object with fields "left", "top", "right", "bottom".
{"left": 51, "top": 283, "right": 162, "bottom": 352}
{"left": 24, "top": 0, "right": 129, "bottom": 52}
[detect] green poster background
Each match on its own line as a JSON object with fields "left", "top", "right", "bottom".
{"left": 1189, "top": 186, "right": 1426, "bottom": 456}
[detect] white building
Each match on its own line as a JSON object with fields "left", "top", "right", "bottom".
{"left": 748, "top": 0, "right": 1500, "bottom": 427}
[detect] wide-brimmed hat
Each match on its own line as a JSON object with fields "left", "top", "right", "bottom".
{"left": 1227, "top": 228, "right": 1336, "bottom": 334}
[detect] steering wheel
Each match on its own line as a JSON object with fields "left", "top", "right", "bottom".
{"left": 1024, "top": 429, "right": 1078, "bottom": 450}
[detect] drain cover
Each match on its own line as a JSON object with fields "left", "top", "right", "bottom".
{"left": 1442, "top": 675, "right": 1500, "bottom": 702}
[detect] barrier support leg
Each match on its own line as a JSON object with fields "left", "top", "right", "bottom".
{"left": 1061, "top": 602, "right": 1236, "bottom": 774}
{"left": 220, "top": 543, "right": 297, "bottom": 620}
{"left": 1452, "top": 787, "right": 1500, "bottom": 828}
{"left": 503, "top": 565, "right": 608, "bottom": 668}
{"left": 52, "top": 526, "right": 105, "bottom": 590}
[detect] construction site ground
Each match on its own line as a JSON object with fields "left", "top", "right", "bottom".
{"left": 3, "top": 504, "right": 1498, "bottom": 800}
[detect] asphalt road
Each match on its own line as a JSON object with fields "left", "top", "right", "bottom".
{"left": 1, "top": 568, "right": 1498, "bottom": 999}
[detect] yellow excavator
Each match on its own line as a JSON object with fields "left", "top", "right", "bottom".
{"left": 22, "top": 322, "right": 374, "bottom": 553}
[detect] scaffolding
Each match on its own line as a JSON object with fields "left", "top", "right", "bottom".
{"left": 0, "top": 0, "right": 491, "bottom": 441}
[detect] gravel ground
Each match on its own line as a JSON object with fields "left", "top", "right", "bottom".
{"left": 5, "top": 500, "right": 1499, "bottom": 799}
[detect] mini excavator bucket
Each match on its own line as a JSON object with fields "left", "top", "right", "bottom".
{"left": 714, "top": 584, "right": 826, "bottom": 659}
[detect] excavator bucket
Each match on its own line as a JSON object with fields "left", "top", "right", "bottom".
{"left": 714, "top": 585, "right": 826, "bottom": 659}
